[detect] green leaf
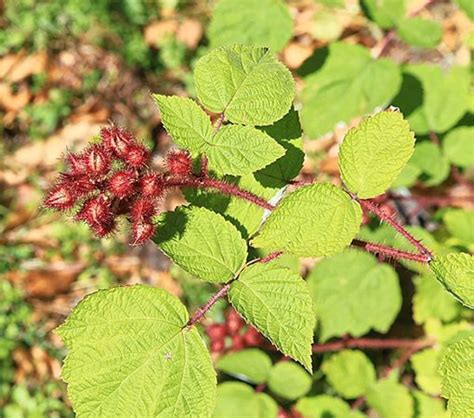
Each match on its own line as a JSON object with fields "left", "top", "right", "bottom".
{"left": 393, "top": 64, "right": 470, "bottom": 134}
{"left": 229, "top": 261, "right": 315, "bottom": 371}
{"left": 207, "top": 125, "right": 285, "bottom": 176}
{"left": 216, "top": 349, "right": 272, "bottom": 384}
{"left": 208, "top": 0, "right": 292, "bottom": 52}
{"left": 397, "top": 18, "right": 443, "bottom": 49}
{"left": 361, "top": 0, "right": 406, "bottom": 28}
{"left": 443, "top": 127, "right": 474, "bottom": 168}
{"left": 154, "top": 207, "right": 247, "bottom": 283}
{"left": 444, "top": 209, "right": 474, "bottom": 246}
{"left": 411, "top": 348, "right": 442, "bottom": 395}
{"left": 412, "top": 391, "right": 449, "bottom": 418}
{"left": 308, "top": 250, "right": 402, "bottom": 341}
{"left": 295, "top": 395, "right": 365, "bottom": 418}
{"left": 430, "top": 253, "right": 474, "bottom": 308}
{"left": 56, "top": 285, "right": 216, "bottom": 418}
{"left": 153, "top": 95, "right": 212, "bottom": 155}
{"left": 413, "top": 273, "right": 462, "bottom": 325}
{"left": 268, "top": 362, "right": 312, "bottom": 400}
{"left": 366, "top": 379, "right": 414, "bottom": 418}
{"left": 194, "top": 45, "right": 295, "bottom": 126}
{"left": 301, "top": 42, "right": 401, "bottom": 138}
{"left": 439, "top": 334, "right": 474, "bottom": 418}
{"left": 252, "top": 183, "right": 362, "bottom": 257}
{"left": 454, "top": 0, "right": 474, "bottom": 19}
{"left": 391, "top": 162, "right": 421, "bottom": 188}
{"left": 322, "top": 350, "right": 376, "bottom": 399}
{"left": 339, "top": 110, "right": 415, "bottom": 198}
{"left": 410, "top": 141, "right": 450, "bottom": 186}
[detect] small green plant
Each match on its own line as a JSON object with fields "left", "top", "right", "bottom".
{"left": 44, "top": 45, "right": 473, "bottom": 417}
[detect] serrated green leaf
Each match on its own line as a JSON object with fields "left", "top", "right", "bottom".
{"left": 412, "top": 391, "right": 449, "bottom": 418}
{"left": 56, "top": 285, "right": 216, "bottom": 418}
{"left": 301, "top": 42, "right": 401, "bottom": 138}
{"left": 229, "top": 261, "right": 315, "bottom": 370}
{"left": 410, "top": 141, "right": 450, "bottom": 186}
{"left": 295, "top": 395, "right": 366, "bottom": 418}
{"left": 443, "top": 127, "right": 474, "bottom": 168}
{"left": 153, "top": 95, "right": 212, "bottom": 154}
{"left": 413, "top": 273, "right": 462, "bottom": 325}
{"left": 411, "top": 348, "right": 442, "bottom": 395}
{"left": 154, "top": 207, "right": 247, "bottom": 283}
{"left": 339, "top": 111, "right": 415, "bottom": 198}
{"left": 393, "top": 64, "right": 470, "bottom": 134}
{"left": 430, "top": 253, "right": 474, "bottom": 308}
{"left": 397, "top": 18, "right": 443, "bottom": 49}
{"left": 322, "top": 350, "right": 376, "bottom": 399}
{"left": 207, "top": 125, "right": 285, "bottom": 176}
{"left": 366, "top": 379, "right": 413, "bottom": 418}
{"left": 252, "top": 183, "right": 362, "bottom": 257}
{"left": 268, "top": 362, "right": 312, "bottom": 400}
{"left": 361, "top": 0, "right": 406, "bottom": 28}
{"left": 194, "top": 45, "right": 295, "bottom": 126}
{"left": 439, "top": 334, "right": 474, "bottom": 418}
{"left": 216, "top": 349, "right": 272, "bottom": 384}
{"left": 308, "top": 250, "right": 402, "bottom": 341}
{"left": 208, "top": 0, "right": 292, "bottom": 52}
{"left": 444, "top": 209, "right": 474, "bottom": 246}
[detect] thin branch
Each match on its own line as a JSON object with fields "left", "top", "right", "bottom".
{"left": 213, "top": 112, "right": 225, "bottom": 134}
{"left": 186, "top": 283, "right": 231, "bottom": 328}
{"left": 259, "top": 251, "right": 283, "bottom": 264}
{"left": 312, "top": 337, "right": 433, "bottom": 353}
{"left": 352, "top": 239, "right": 430, "bottom": 263}
{"left": 356, "top": 197, "right": 433, "bottom": 260}
{"left": 351, "top": 396, "right": 365, "bottom": 410}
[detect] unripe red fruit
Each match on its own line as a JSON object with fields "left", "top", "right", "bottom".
{"left": 167, "top": 150, "right": 193, "bottom": 177}
{"left": 123, "top": 144, "right": 150, "bottom": 169}
{"left": 231, "top": 335, "right": 244, "bottom": 351}
{"left": 243, "top": 327, "right": 263, "bottom": 346}
{"left": 226, "top": 310, "right": 243, "bottom": 335}
{"left": 131, "top": 221, "right": 155, "bottom": 245}
{"left": 76, "top": 195, "right": 111, "bottom": 225}
{"left": 130, "top": 198, "right": 156, "bottom": 222}
{"left": 139, "top": 173, "right": 164, "bottom": 197}
{"left": 211, "top": 340, "right": 225, "bottom": 353}
{"left": 60, "top": 174, "right": 95, "bottom": 198}
{"left": 100, "top": 126, "right": 134, "bottom": 157}
{"left": 207, "top": 324, "right": 228, "bottom": 341}
{"left": 66, "top": 152, "right": 88, "bottom": 176}
{"left": 108, "top": 170, "right": 137, "bottom": 199}
{"left": 84, "top": 145, "right": 110, "bottom": 176}
{"left": 44, "top": 184, "right": 75, "bottom": 210}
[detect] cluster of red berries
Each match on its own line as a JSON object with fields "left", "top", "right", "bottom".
{"left": 44, "top": 125, "right": 194, "bottom": 245}
{"left": 206, "top": 309, "right": 264, "bottom": 353}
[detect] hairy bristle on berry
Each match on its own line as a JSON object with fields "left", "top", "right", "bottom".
{"left": 139, "top": 173, "right": 164, "bottom": 197}
{"left": 130, "top": 198, "right": 156, "bottom": 222}
{"left": 123, "top": 143, "right": 150, "bottom": 169}
{"left": 100, "top": 126, "right": 134, "bottom": 156}
{"left": 84, "top": 145, "right": 110, "bottom": 176}
{"left": 131, "top": 221, "right": 155, "bottom": 245}
{"left": 60, "top": 174, "right": 95, "bottom": 198}
{"left": 108, "top": 170, "right": 137, "bottom": 198}
{"left": 44, "top": 184, "right": 76, "bottom": 210}
{"left": 167, "top": 150, "right": 193, "bottom": 176}
{"left": 90, "top": 218, "right": 116, "bottom": 238}
{"left": 76, "top": 195, "right": 112, "bottom": 226}
{"left": 66, "top": 152, "right": 88, "bottom": 176}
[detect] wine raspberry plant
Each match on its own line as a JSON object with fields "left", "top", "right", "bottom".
{"left": 44, "top": 45, "right": 473, "bottom": 418}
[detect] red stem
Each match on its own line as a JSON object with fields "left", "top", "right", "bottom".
{"left": 356, "top": 198, "right": 433, "bottom": 260}
{"left": 352, "top": 240, "right": 430, "bottom": 263}
{"left": 312, "top": 337, "right": 433, "bottom": 353}
{"left": 186, "top": 283, "right": 231, "bottom": 328}
{"left": 165, "top": 176, "right": 275, "bottom": 211}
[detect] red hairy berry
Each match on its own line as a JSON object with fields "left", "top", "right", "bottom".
{"left": 166, "top": 150, "right": 193, "bottom": 177}
{"left": 90, "top": 218, "right": 116, "bottom": 238}
{"left": 60, "top": 174, "right": 95, "bottom": 198}
{"left": 211, "top": 340, "right": 225, "bottom": 353}
{"left": 123, "top": 143, "right": 150, "bottom": 169}
{"left": 139, "top": 173, "right": 164, "bottom": 197}
{"left": 44, "top": 184, "right": 75, "bottom": 210}
{"left": 243, "top": 326, "right": 263, "bottom": 346}
{"left": 66, "top": 152, "right": 88, "bottom": 176}
{"left": 226, "top": 309, "right": 243, "bottom": 335}
{"left": 130, "top": 198, "right": 156, "bottom": 222}
{"left": 108, "top": 170, "right": 137, "bottom": 199}
{"left": 131, "top": 221, "right": 155, "bottom": 245}
{"left": 76, "top": 195, "right": 111, "bottom": 225}
{"left": 100, "top": 126, "right": 134, "bottom": 157}
{"left": 84, "top": 145, "right": 110, "bottom": 176}
{"left": 206, "top": 324, "right": 228, "bottom": 341}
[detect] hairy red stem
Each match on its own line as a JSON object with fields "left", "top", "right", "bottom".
{"left": 352, "top": 240, "right": 430, "bottom": 263}
{"left": 186, "top": 283, "right": 231, "bottom": 328}
{"left": 259, "top": 251, "right": 283, "bottom": 264}
{"left": 312, "top": 337, "right": 433, "bottom": 353}
{"left": 165, "top": 176, "right": 275, "bottom": 211}
{"left": 357, "top": 198, "right": 433, "bottom": 260}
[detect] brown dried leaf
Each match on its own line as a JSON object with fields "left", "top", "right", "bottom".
{"left": 176, "top": 19, "right": 203, "bottom": 49}
{"left": 144, "top": 20, "right": 178, "bottom": 46}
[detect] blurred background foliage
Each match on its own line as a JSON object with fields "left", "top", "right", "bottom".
{"left": 0, "top": 0, "right": 472, "bottom": 417}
